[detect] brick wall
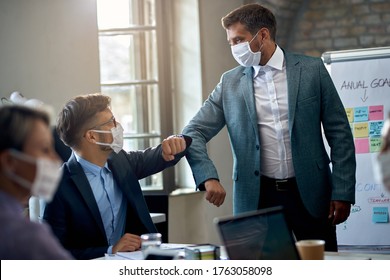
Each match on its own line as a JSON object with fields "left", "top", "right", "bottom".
{"left": 252, "top": 0, "right": 390, "bottom": 57}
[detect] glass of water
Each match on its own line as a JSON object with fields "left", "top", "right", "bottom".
{"left": 140, "top": 233, "right": 162, "bottom": 255}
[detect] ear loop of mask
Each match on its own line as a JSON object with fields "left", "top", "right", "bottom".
{"left": 89, "top": 124, "right": 124, "bottom": 153}
{"left": 3, "top": 149, "right": 36, "bottom": 190}
{"left": 249, "top": 30, "right": 260, "bottom": 45}
{"left": 90, "top": 129, "right": 113, "bottom": 146}
{"left": 252, "top": 30, "right": 264, "bottom": 54}
{"left": 4, "top": 149, "right": 44, "bottom": 190}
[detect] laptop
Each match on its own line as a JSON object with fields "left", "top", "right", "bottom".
{"left": 214, "top": 206, "right": 300, "bottom": 260}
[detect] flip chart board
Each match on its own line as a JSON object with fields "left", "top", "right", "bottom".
{"left": 322, "top": 47, "right": 390, "bottom": 246}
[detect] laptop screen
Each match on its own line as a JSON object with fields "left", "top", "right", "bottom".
{"left": 215, "top": 206, "right": 300, "bottom": 260}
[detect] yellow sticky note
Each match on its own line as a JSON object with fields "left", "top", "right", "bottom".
{"left": 345, "top": 108, "right": 354, "bottom": 123}
{"left": 354, "top": 123, "right": 369, "bottom": 138}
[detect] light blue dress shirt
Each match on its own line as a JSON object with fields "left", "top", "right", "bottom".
{"left": 75, "top": 153, "right": 127, "bottom": 253}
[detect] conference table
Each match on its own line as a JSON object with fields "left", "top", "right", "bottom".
{"left": 150, "top": 213, "right": 166, "bottom": 224}
{"left": 100, "top": 244, "right": 390, "bottom": 260}
{"left": 324, "top": 251, "right": 390, "bottom": 260}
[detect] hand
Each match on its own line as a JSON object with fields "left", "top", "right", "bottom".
{"left": 112, "top": 233, "right": 141, "bottom": 253}
{"left": 162, "top": 135, "right": 186, "bottom": 161}
{"left": 328, "top": 201, "right": 351, "bottom": 225}
{"left": 204, "top": 179, "right": 226, "bottom": 207}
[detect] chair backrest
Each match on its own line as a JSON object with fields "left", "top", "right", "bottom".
{"left": 29, "top": 196, "right": 46, "bottom": 223}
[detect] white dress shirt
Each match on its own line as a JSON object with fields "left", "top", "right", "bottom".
{"left": 253, "top": 45, "right": 295, "bottom": 179}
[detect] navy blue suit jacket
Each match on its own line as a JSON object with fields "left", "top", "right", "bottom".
{"left": 44, "top": 137, "right": 191, "bottom": 259}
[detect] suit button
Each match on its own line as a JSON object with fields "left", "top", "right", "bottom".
{"left": 256, "top": 145, "right": 259, "bottom": 150}
{"left": 254, "top": 171, "right": 259, "bottom": 176}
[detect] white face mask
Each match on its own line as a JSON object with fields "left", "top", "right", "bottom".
{"left": 231, "top": 31, "right": 262, "bottom": 67}
{"left": 376, "top": 152, "right": 390, "bottom": 192}
{"left": 5, "top": 149, "right": 63, "bottom": 202}
{"left": 91, "top": 123, "right": 124, "bottom": 154}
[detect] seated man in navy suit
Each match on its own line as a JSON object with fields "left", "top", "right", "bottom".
{"left": 44, "top": 93, "right": 191, "bottom": 259}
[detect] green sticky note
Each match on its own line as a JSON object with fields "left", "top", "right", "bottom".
{"left": 370, "top": 137, "right": 382, "bottom": 153}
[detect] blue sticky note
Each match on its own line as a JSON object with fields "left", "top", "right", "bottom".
{"left": 372, "top": 207, "right": 389, "bottom": 223}
{"left": 354, "top": 107, "right": 369, "bottom": 122}
{"left": 369, "top": 121, "right": 384, "bottom": 137}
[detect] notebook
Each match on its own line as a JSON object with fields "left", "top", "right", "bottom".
{"left": 214, "top": 206, "right": 300, "bottom": 260}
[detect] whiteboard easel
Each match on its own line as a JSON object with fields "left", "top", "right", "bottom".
{"left": 322, "top": 47, "right": 390, "bottom": 247}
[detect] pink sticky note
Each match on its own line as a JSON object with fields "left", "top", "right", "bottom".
{"left": 369, "top": 105, "right": 384, "bottom": 121}
{"left": 355, "top": 138, "right": 369, "bottom": 154}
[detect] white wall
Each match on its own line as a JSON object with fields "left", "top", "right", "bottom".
{"left": 171, "top": 0, "right": 203, "bottom": 188}
{"left": 0, "top": 0, "right": 100, "bottom": 117}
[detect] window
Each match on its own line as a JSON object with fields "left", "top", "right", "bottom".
{"left": 97, "top": 0, "right": 175, "bottom": 192}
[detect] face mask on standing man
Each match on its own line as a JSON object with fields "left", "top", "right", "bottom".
{"left": 231, "top": 30, "right": 263, "bottom": 67}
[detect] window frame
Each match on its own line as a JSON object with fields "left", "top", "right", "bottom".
{"left": 97, "top": 0, "right": 176, "bottom": 194}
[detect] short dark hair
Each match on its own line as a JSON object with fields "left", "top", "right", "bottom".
{"left": 0, "top": 105, "right": 50, "bottom": 152}
{"left": 56, "top": 93, "right": 111, "bottom": 149}
{"left": 221, "top": 3, "right": 277, "bottom": 41}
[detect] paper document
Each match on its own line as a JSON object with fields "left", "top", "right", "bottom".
{"left": 105, "top": 243, "right": 193, "bottom": 260}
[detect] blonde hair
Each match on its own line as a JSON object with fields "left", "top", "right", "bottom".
{"left": 0, "top": 105, "right": 50, "bottom": 152}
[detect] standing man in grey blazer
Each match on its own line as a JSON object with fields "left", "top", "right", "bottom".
{"left": 182, "top": 3, "right": 356, "bottom": 252}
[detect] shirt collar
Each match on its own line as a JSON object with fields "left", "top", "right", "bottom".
{"left": 253, "top": 45, "right": 284, "bottom": 78}
{"left": 74, "top": 152, "right": 111, "bottom": 175}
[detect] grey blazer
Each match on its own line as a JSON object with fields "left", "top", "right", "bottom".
{"left": 182, "top": 50, "right": 356, "bottom": 218}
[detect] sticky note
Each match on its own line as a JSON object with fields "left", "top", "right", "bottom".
{"left": 345, "top": 108, "right": 354, "bottom": 123}
{"left": 370, "top": 137, "right": 382, "bottom": 153}
{"left": 355, "top": 138, "right": 369, "bottom": 154}
{"left": 372, "top": 207, "right": 389, "bottom": 223}
{"left": 354, "top": 123, "right": 369, "bottom": 138}
{"left": 354, "top": 107, "right": 369, "bottom": 122}
{"left": 369, "top": 105, "right": 384, "bottom": 121}
{"left": 369, "top": 121, "right": 384, "bottom": 137}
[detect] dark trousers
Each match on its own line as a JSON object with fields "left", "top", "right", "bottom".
{"left": 258, "top": 176, "right": 338, "bottom": 252}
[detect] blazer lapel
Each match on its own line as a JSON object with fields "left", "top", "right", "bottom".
{"left": 285, "top": 52, "right": 301, "bottom": 136}
{"left": 66, "top": 154, "right": 106, "bottom": 236}
{"left": 241, "top": 67, "right": 259, "bottom": 139}
{"left": 108, "top": 153, "right": 138, "bottom": 210}
{"left": 108, "top": 152, "right": 155, "bottom": 232}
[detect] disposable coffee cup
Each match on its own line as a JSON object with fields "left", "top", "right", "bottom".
{"left": 140, "top": 233, "right": 162, "bottom": 256}
{"left": 295, "top": 239, "right": 325, "bottom": 260}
